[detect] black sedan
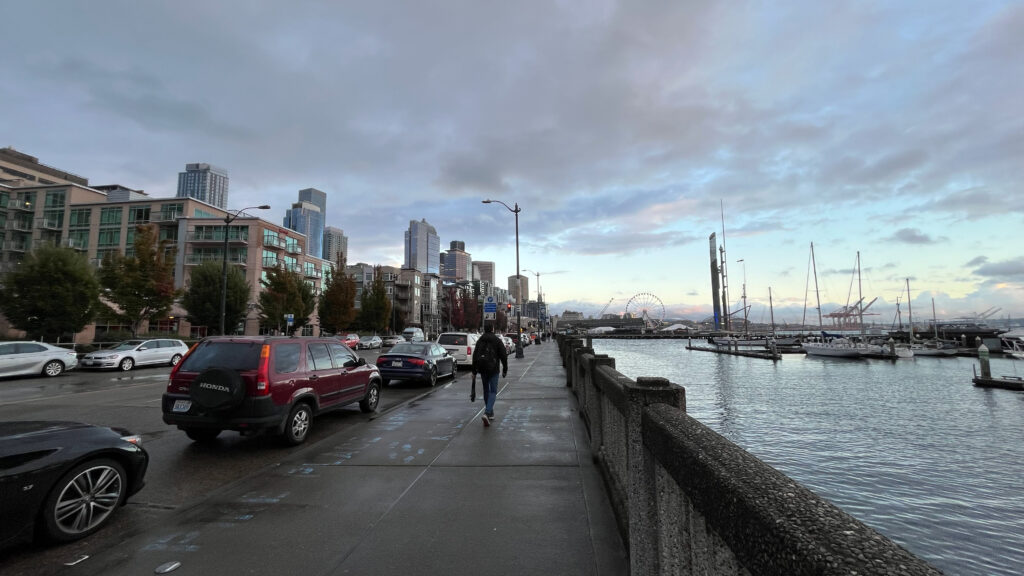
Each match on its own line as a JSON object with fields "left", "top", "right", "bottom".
{"left": 0, "top": 421, "right": 149, "bottom": 549}
{"left": 375, "top": 342, "right": 457, "bottom": 387}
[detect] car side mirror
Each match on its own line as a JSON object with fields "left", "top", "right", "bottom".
{"left": 139, "top": 346, "right": 149, "bottom": 351}
{"left": 357, "top": 357, "right": 366, "bottom": 366}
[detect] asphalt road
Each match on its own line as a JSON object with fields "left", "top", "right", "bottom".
{"left": 0, "top": 347, "right": 460, "bottom": 576}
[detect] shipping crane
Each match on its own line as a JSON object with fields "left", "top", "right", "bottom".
{"left": 598, "top": 298, "right": 616, "bottom": 318}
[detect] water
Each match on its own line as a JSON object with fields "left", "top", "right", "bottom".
{"left": 591, "top": 339, "right": 1024, "bottom": 576}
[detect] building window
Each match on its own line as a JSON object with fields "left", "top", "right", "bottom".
{"left": 69, "top": 230, "right": 89, "bottom": 249}
{"left": 98, "top": 229, "right": 121, "bottom": 247}
{"left": 69, "top": 208, "right": 91, "bottom": 227}
{"left": 100, "top": 207, "right": 123, "bottom": 227}
{"left": 158, "top": 203, "right": 184, "bottom": 221}
{"left": 128, "top": 206, "right": 151, "bottom": 223}
{"left": 44, "top": 190, "right": 67, "bottom": 209}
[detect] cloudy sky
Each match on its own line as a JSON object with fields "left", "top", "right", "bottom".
{"left": 2, "top": 1, "right": 1022, "bottom": 326}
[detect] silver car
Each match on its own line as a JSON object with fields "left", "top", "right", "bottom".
{"left": 81, "top": 338, "right": 190, "bottom": 371}
{"left": 0, "top": 341, "right": 78, "bottom": 378}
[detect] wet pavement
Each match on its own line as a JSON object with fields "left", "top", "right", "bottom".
{"left": 62, "top": 341, "right": 626, "bottom": 576}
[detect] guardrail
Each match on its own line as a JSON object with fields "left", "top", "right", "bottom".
{"left": 557, "top": 335, "right": 942, "bottom": 575}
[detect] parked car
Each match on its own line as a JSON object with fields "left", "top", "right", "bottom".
{"left": 0, "top": 341, "right": 79, "bottom": 378}
{"left": 357, "top": 335, "right": 382, "bottom": 350}
{"left": 81, "top": 338, "right": 190, "bottom": 371}
{"left": 499, "top": 335, "right": 514, "bottom": 354}
{"left": 401, "top": 327, "right": 425, "bottom": 342}
{"left": 381, "top": 335, "right": 403, "bottom": 348}
{"left": 162, "top": 336, "right": 382, "bottom": 445}
{"left": 375, "top": 342, "right": 456, "bottom": 387}
{"left": 342, "top": 333, "right": 361, "bottom": 348}
{"left": 436, "top": 332, "right": 480, "bottom": 368}
{"left": 0, "top": 421, "right": 148, "bottom": 549}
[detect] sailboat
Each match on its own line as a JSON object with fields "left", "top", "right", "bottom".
{"left": 911, "top": 297, "right": 959, "bottom": 357}
{"left": 801, "top": 244, "right": 870, "bottom": 358}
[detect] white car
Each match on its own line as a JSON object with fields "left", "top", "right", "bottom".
{"left": 81, "top": 338, "right": 190, "bottom": 371}
{"left": 436, "top": 332, "right": 480, "bottom": 368}
{"left": 0, "top": 341, "right": 79, "bottom": 378}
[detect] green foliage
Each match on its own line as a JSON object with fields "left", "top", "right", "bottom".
{"left": 318, "top": 256, "right": 357, "bottom": 334}
{"left": 97, "top": 225, "right": 180, "bottom": 336}
{"left": 181, "top": 261, "right": 251, "bottom": 334}
{"left": 258, "top": 268, "right": 315, "bottom": 334}
{"left": 0, "top": 244, "right": 101, "bottom": 341}
{"left": 356, "top": 266, "right": 392, "bottom": 334}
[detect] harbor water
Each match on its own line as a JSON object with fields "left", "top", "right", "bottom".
{"left": 591, "top": 338, "right": 1024, "bottom": 576}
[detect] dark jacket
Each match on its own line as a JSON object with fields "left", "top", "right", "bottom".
{"left": 472, "top": 331, "right": 508, "bottom": 376}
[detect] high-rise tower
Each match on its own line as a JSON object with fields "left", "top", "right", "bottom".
{"left": 283, "top": 188, "right": 326, "bottom": 259}
{"left": 176, "top": 163, "right": 229, "bottom": 209}
{"left": 403, "top": 219, "right": 439, "bottom": 274}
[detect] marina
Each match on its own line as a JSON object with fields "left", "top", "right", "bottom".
{"left": 592, "top": 338, "right": 1024, "bottom": 576}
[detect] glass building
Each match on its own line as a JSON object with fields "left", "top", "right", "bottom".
{"left": 176, "top": 163, "right": 229, "bottom": 209}
{"left": 404, "top": 218, "right": 439, "bottom": 274}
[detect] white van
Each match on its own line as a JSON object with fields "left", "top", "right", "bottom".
{"left": 401, "top": 327, "right": 425, "bottom": 342}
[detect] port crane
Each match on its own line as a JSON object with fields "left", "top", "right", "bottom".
{"left": 597, "top": 298, "right": 615, "bottom": 318}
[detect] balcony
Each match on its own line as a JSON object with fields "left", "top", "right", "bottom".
{"left": 35, "top": 217, "right": 63, "bottom": 230}
{"left": 188, "top": 231, "right": 249, "bottom": 244}
{"left": 286, "top": 243, "right": 302, "bottom": 255}
{"left": 304, "top": 268, "right": 322, "bottom": 279}
{"left": 150, "top": 213, "right": 183, "bottom": 223}
{"left": 285, "top": 262, "right": 301, "bottom": 273}
{"left": 3, "top": 241, "right": 30, "bottom": 252}
{"left": 7, "top": 200, "right": 34, "bottom": 212}
{"left": 262, "top": 256, "right": 281, "bottom": 268}
{"left": 185, "top": 254, "right": 248, "bottom": 266}
{"left": 262, "top": 236, "right": 285, "bottom": 250}
{"left": 7, "top": 220, "right": 32, "bottom": 232}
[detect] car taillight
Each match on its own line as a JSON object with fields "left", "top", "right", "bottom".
{"left": 467, "top": 346, "right": 472, "bottom": 356}
{"left": 166, "top": 342, "right": 197, "bottom": 391}
{"left": 407, "top": 358, "right": 425, "bottom": 366}
{"left": 255, "top": 344, "right": 271, "bottom": 395}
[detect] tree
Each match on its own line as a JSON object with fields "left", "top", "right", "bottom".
{"left": 0, "top": 244, "right": 101, "bottom": 341}
{"left": 98, "top": 225, "right": 179, "bottom": 336}
{"left": 461, "top": 293, "right": 481, "bottom": 330}
{"left": 319, "top": 256, "right": 357, "bottom": 335}
{"left": 181, "top": 261, "right": 251, "bottom": 334}
{"left": 356, "top": 266, "right": 392, "bottom": 334}
{"left": 259, "top": 268, "right": 315, "bottom": 334}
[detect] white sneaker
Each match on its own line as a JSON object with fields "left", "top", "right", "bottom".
{"left": 482, "top": 414, "right": 490, "bottom": 427}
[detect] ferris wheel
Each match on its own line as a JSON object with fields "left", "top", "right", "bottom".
{"left": 624, "top": 292, "right": 666, "bottom": 329}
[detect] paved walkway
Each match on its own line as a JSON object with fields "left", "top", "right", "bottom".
{"left": 70, "top": 340, "right": 627, "bottom": 576}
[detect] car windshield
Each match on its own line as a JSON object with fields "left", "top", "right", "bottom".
{"left": 437, "top": 334, "right": 466, "bottom": 345}
{"left": 112, "top": 340, "right": 145, "bottom": 351}
{"left": 390, "top": 343, "right": 427, "bottom": 356}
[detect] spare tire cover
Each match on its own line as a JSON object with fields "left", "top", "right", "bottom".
{"left": 190, "top": 367, "right": 245, "bottom": 411}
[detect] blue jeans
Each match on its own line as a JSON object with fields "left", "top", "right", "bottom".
{"left": 481, "top": 372, "right": 499, "bottom": 416}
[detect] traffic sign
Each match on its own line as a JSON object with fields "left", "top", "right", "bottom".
{"left": 484, "top": 295, "right": 497, "bottom": 314}
{"left": 484, "top": 312, "right": 496, "bottom": 320}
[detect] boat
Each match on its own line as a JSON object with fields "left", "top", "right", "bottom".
{"left": 1003, "top": 337, "right": 1024, "bottom": 360}
{"left": 801, "top": 245, "right": 872, "bottom": 358}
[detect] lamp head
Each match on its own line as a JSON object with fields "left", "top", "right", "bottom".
{"left": 481, "top": 199, "right": 492, "bottom": 204}
{"left": 257, "top": 205, "right": 271, "bottom": 209}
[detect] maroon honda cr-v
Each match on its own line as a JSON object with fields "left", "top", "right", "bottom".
{"left": 162, "top": 336, "right": 382, "bottom": 445}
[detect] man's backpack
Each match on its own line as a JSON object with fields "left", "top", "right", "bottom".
{"left": 476, "top": 338, "right": 499, "bottom": 374}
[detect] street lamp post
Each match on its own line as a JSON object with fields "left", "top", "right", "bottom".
{"left": 220, "top": 205, "right": 270, "bottom": 335}
{"left": 482, "top": 199, "right": 524, "bottom": 359}
{"left": 522, "top": 268, "right": 546, "bottom": 345}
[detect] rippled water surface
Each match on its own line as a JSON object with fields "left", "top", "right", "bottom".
{"left": 591, "top": 339, "right": 1024, "bottom": 576}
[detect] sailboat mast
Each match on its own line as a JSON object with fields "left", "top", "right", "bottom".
{"left": 769, "top": 287, "right": 776, "bottom": 337}
{"left": 719, "top": 201, "right": 730, "bottom": 331}
{"left": 932, "top": 298, "right": 939, "bottom": 340}
{"left": 811, "top": 242, "right": 823, "bottom": 329}
{"left": 906, "top": 278, "right": 914, "bottom": 341}
{"left": 857, "top": 251, "right": 864, "bottom": 337}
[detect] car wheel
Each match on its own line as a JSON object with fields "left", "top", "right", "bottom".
{"left": 427, "top": 367, "right": 437, "bottom": 387}
{"left": 190, "top": 367, "right": 245, "bottom": 411}
{"left": 118, "top": 357, "right": 134, "bottom": 371}
{"left": 41, "top": 458, "right": 126, "bottom": 542}
{"left": 283, "top": 403, "right": 313, "bottom": 445}
{"left": 360, "top": 381, "right": 380, "bottom": 413}
{"left": 184, "top": 428, "right": 221, "bottom": 442}
{"left": 42, "top": 360, "right": 65, "bottom": 377}
{"left": 449, "top": 361, "right": 457, "bottom": 379}
{"left": 169, "top": 354, "right": 183, "bottom": 367}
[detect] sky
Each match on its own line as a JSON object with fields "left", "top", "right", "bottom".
{"left": 2, "top": 1, "right": 1022, "bottom": 327}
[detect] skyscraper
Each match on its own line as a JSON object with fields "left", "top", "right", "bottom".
{"left": 443, "top": 240, "right": 472, "bottom": 282}
{"left": 283, "top": 188, "right": 326, "bottom": 259}
{"left": 323, "top": 226, "right": 348, "bottom": 266}
{"left": 508, "top": 275, "right": 529, "bottom": 305}
{"left": 473, "top": 261, "right": 495, "bottom": 284}
{"left": 404, "top": 219, "right": 439, "bottom": 274}
{"left": 176, "top": 163, "right": 229, "bottom": 209}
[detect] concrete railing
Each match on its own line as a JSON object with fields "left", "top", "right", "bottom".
{"left": 557, "top": 335, "right": 942, "bottom": 576}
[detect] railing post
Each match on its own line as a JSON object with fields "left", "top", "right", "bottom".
{"left": 582, "top": 355, "right": 615, "bottom": 456}
{"left": 627, "top": 376, "right": 685, "bottom": 575}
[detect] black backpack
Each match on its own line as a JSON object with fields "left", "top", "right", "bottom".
{"left": 476, "top": 338, "right": 499, "bottom": 374}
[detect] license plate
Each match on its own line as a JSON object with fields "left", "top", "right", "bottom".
{"left": 391, "top": 361, "right": 402, "bottom": 367}
{"left": 172, "top": 400, "right": 192, "bottom": 413}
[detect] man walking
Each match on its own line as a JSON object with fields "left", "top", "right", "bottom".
{"left": 472, "top": 324, "right": 508, "bottom": 427}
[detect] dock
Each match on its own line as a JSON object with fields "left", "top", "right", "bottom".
{"left": 686, "top": 344, "right": 782, "bottom": 360}
{"left": 972, "top": 376, "right": 1024, "bottom": 391}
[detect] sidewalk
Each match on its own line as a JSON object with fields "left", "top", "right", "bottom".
{"left": 70, "top": 340, "right": 627, "bottom": 576}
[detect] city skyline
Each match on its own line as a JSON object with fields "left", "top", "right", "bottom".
{"left": 1, "top": 2, "right": 1021, "bottom": 324}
